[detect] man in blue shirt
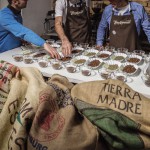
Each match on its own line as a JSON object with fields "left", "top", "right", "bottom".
{"left": 96, "top": 0, "right": 150, "bottom": 51}
{"left": 0, "top": 0, "right": 60, "bottom": 59}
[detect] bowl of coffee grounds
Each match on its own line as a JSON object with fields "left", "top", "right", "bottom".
{"left": 87, "top": 58, "right": 103, "bottom": 69}
{"left": 83, "top": 49, "right": 99, "bottom": 58}
{"left": 71, "top": 56, "right": 88, "bottom": 66}
{"left": 72, "top": 47, "right": 84, "bottom": 55}
{"left": 111, "top": 52, "right": 127, "bottom": 62}
{"left": 126, "top": 54, "right": 142, "bottom": 64}
{"left": 104, "top": 60, "right": 121, "bottom": 72}
{"left": 33, "top": 52, "right": 46, "bottom": 58}
{"left": 97, "top": 50, "right": 112, "bottom": 60}
{"left": 121, "top": 62, "right": 138, "bottom": 75}
{"left": 59, "top": 56, "right": 72, "bottom": 63}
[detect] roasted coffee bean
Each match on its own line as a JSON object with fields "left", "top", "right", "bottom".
{"left": 60, "top": 57, "right": 72, "bottom": 62}
{"left": 98, "top": 53, "right": 109, "bottom": 58}
{"left": 123, "top": 65, "right": 136, "bottom": 73}
{"left": 33, "top": 53, "right": 46, "bottom": 58}
{"left": 72, "top": 50, "right": 82, "bottom": 54}
{"left": 88, "top": 60, "right": 100, "bottom": 67}
{"left": 127, "top": 58, "right": 140, "bottom": 63}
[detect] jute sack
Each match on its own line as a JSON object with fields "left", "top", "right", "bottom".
{"left": 28, "top": 74, "right": 107, "bottom": 150}
{"left": 0, "top": 66, "right": 48, "bottom": 150}
{"left": 0, "top": 62, "right": 107, "bottom": 150}
{"left": 71, "top": 79, "right": 150, "bottom": 150}
{"left": 0, "top": 60, "right": 18, "bottom": 113}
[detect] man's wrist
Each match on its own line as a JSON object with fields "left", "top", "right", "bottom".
{"left": 61, "top": 36, "right": 69, "bottom": 43}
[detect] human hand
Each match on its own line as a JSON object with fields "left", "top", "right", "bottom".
{"left": 43, "top": 43, "right": 61, "bottom": 59}
{"left": 61, "top": 39, "right": 72, "bottom": 56}
{"left": 96, "top": 45, "right": 104, "bottom": 51}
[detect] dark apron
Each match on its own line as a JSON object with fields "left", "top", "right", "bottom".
{"left": 109, "top": 10, "right": 140, "bottom": 51}
{"left": 64, "top": 0, "right": 91, "bottom": 43}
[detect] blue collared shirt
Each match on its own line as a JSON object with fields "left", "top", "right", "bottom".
{"left": 96, "top": 2, "right": 150, "bottom": 46}
{"left": 0, "top": 7, "right": 45, "bottom": 53}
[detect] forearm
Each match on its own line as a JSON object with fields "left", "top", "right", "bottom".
{"left": 55, "top": 17, "right": 69, "bottom": 43}
{"left": 96, "top": 26, "right": 106, "bottom": 46}
{"left": 96, "top": 19, "right": 108, "bottom": 46}
{"left": 55, "top": 17, "right": 72, "bottom": 55}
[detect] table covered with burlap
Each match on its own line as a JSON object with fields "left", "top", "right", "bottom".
{"left": 0, "top": 60, "right": 150, "bottom": 150}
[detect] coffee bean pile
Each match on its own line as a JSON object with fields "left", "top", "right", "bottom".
{"left": 127, "top": 58, "right": 140, "bottom": 63}
{"left": 123, "top": 65, "right": 136, "bottom": 73}
{"left": 88, "top": 60, "right": 100, "bottom": 67}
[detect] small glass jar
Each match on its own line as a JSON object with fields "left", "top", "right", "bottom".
{"left": 23, "top": 55, "right": 33, "bottom": 64}
{"left": 38, "top": 58, "right": 49, "bottom": 68}
{"left": 133, "top": 50, "right": 145, "bottom": 57}
{"left": 114, "top": 71, "right": 127, "bottom": 82}
{"left": 98, "top": 68, "right": 111, "bottom": 79}
{"left": 144, "top": 53, "right": 150, "bottom": 63}
{"left": 117, "top": 47, "right": 128, "bottom": 53}
{"left": 72, "top": 42, "right": 78, "bottom": 48}
{"left": 12, "top": 54, "right": 23, "bottom": 62}
{"left": 65, "top": 64, "right": 77, "bottom": 73}
{"left": 105, "top": 46, "right": 115, "bottom": 52}
{"left": 51, "top": 59, "right": 62, "bottom": 70}
{"left": 80, "top": 66, "right": 91, "bottom": 76}
{"left": 79, "top": 43, "right": 89, "bottom": 49}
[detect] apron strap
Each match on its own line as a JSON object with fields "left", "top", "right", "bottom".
{"left": 67, "top": 0, "right": 70, "bottom": 7}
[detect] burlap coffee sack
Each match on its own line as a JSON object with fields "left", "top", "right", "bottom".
{"left": 0, "top": 66, "right": 48, "bottom": 150}
{"left": 71, "top": 79, "right": 150, "bottom": 150}
{"left": 0, "top": 60, "right": 18, "bottom": 113}
{"left": 0, "top": 65, "right": 106, "bottom": 150}
{"left": 28, "top": 74, "right": 107, "bottom": 150}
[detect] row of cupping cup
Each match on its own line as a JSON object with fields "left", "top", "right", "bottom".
{"left": 12, "top": 53, "right": 136, "bottom": 83}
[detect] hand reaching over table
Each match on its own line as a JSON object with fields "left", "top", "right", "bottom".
{"left": 43, "top": 43, "right": 61, "bottom": 59}
{"left": 61, "top": 39, "right": 72, "bottom": 56}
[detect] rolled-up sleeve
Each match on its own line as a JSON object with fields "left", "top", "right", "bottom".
{"left": 55, "top": 0, "right": 65, "bottom": 17}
